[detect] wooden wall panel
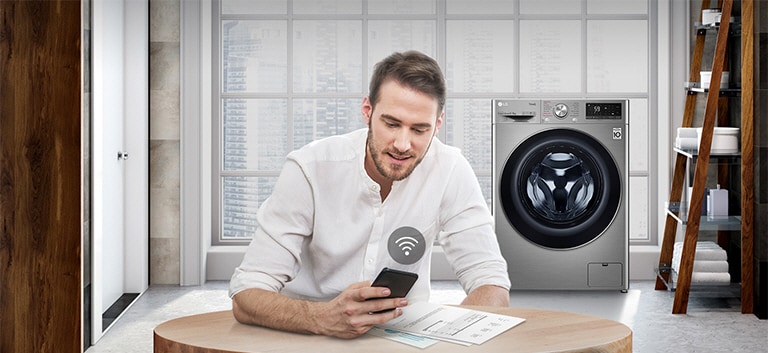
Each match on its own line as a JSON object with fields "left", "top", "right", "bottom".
{"left": 0, "top": 1, "right": 82, "bottom": 352}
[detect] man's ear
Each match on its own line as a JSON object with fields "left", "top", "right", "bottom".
{"left": 361, "top": 97, "right": 373, "bottom": 125}
{"left": 434, "top": 111, "right": 444, "bottom": 133}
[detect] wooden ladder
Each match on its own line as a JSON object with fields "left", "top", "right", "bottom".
{"left": 654, "top": 0, "right": 754, "bottom": 314}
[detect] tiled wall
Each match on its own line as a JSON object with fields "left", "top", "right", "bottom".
{"left": 149, "top": 0, "right": 181, "bottom": 285}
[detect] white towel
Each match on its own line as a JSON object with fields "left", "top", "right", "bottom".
{"left": 671, "top": 271, "right": 731, "bottom": 285}
{"left": 674, "top": 241, "right": 723, "bottom": 250}
{"left": 673, "top": 241, "right": 728, "bottom": 261}
{"left": 671, "top": 259, "right": 729, "bottom": 273}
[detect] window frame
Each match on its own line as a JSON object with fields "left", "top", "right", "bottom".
{"left": 211, "top": 0, "right": 657, "bottom": 246}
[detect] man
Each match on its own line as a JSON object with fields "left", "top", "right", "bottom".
{"left": 229, "top": 51, "right": 510, "bottom": 339}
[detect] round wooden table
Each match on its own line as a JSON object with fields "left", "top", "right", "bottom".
{"left": 154, "top": 307, "right": 632, "bottom": 353}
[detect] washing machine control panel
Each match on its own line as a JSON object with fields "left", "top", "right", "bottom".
{"left": 493, "top": 100, "right": 541, "bottom": 123}
{"left": 542, "top": 101, "right": 580, "bottom": 121}
{"left": 585, "top": 102, "right": 624, "bottom": 119}
{"left": 553, "top": 103, "right": 569, "bottom": 118}
{"left": 493, "top": 99, "right": 627, "bottom": 124}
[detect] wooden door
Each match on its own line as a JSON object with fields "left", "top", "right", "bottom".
{"left": 0, "top": 1, "right": 83, "bottom": 352}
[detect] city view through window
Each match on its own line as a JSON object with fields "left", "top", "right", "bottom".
{"left": 214, "top": 0, "right": 651, "bottom": 243}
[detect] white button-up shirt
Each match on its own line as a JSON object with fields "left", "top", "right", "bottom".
{"left": 229, "top": 128, "right": 510, "bottom": 303}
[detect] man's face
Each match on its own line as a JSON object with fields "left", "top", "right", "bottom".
{"left": 362, "top": 80, "right": 443, "bottom": 182}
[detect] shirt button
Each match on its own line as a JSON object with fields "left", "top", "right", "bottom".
{"left": 367, "top": 258, "right": 374, "bottom": 263}
{"left": 370, "top": 184, "right": 379, "bottom": 192}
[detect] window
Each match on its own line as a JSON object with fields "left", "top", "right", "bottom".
{"left": 212, "top": 0, "right": 655, "bottom": 244}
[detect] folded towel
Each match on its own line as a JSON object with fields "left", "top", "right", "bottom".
{"left": 671, "top": 271, "right": 731, "bottom": 285}
{"left": 673, "top": 241, "right": 728, "bottom": 261}
{"left": 672, "top": 259, "right": 729, "bottom": 273}
{"left": 674, "top": 241, "right": 722, "bottom": 250}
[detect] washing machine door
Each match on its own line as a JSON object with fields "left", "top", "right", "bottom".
{"left": 498, "top": 128, "right": 621, "bottom": 249}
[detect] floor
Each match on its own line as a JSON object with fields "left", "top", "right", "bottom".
{"left": 86, "top": 280, "right": 767, "bottom": 353}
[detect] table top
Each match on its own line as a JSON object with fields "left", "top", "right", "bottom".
{"left": 154, "top": 306, "right": 632, "bottom": 353}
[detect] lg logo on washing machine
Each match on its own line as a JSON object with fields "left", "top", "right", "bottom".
{"left": 613, "top": 128, "right": 623, "bottom": 140}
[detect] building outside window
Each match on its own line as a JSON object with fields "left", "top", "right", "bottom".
{"left": 212, "top": 0, "right": 654, "bottom": 245}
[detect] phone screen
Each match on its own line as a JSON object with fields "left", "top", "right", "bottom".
{"left": 370, "top": 267, "right": 418, "bottom": 299}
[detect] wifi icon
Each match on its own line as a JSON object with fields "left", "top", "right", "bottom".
{"left": 387, "top": 226, "right": 426, "bottom": 265}
{"left": 395, "top": 236, "right": 419, "bottom": 256}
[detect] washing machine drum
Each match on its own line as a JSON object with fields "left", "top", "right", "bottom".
{"left": 499, "top": 128, "right": 621, "bottom": 249}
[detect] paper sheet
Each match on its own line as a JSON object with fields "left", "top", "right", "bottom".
{"left": 375, "top": 302, "right": 525, "bottom": 346}
{"left": 366, "top": 327, "right": 440, "bottom": 349}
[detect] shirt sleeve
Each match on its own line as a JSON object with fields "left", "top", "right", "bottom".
{"left": 437, "top": 154, "right": 511, "bottom": 294}
{"left": 229, "top": 157, "right": 315, "bottom": 298}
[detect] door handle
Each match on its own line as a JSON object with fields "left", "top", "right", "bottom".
{"left": 117, "top": 151, "right": 129, "bottom": 160}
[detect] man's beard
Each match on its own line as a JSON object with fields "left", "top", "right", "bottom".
{"left": 366, "top": 127, "right": 430, "bottom": 181}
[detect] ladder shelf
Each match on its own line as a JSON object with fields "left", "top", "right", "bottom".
{"left": 654, "top": 0, "right": 754, "bottom": 314}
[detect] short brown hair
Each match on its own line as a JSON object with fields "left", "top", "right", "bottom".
{"left": 368, "top": 51, "right": 445, "bottom": 116}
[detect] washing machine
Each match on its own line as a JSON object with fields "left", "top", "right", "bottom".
{"left": 492, "top": 99, "right": 629, "bottom": 290}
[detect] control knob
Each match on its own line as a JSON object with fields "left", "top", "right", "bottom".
{"left": 553, "top": 103, "right": 568, "bottom": 119}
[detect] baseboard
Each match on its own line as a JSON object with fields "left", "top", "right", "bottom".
{"left": 207, "top": 245, "right": 661, "bottom": 282}
{"left": 628, "top": 245, "right": 663, "bottom": 281}
{"left": 429, "top": 245, "right": 661, "bottom": 281}
{"left": 206, "top": 246, "right": 247, "bottom": 281}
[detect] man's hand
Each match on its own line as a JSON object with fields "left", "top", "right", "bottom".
{"left": 232, "top": 281, "right": 408, "bottom": 339}
{"left": 310, "top": 281, "right": 408, "bottom": 338}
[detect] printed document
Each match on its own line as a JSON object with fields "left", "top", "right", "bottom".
{"left": 366, "top": 326, "right": 441, "bottom": 349}
{"left": 374, "top": 302, "right": 525, "bottom": 346}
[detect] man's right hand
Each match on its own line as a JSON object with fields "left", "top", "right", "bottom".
{"left": 231, "top": 281, "right": 408, "bottom": 339}
{"left": 310, "top": 281, "right": 408, "bottom": 338}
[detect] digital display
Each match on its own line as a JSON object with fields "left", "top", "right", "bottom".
{"left": 586, "top": 103, "right": 623, "bottom": 119}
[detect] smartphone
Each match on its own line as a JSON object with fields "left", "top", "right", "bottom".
{"left": 370, "top": 267, "right": 418, "bottom": 299}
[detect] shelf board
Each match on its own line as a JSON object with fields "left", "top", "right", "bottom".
{"left": 666, "top": 202, "right": 741, "bottom": 230}
{"left": 694, "top": 21, "right": 742, "bottom": 35}
{"left": 673, "top": 147, "right": 741, "bottom": 159}
{"left": 684, "top": 82, "right": 741, "bottom": 95}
